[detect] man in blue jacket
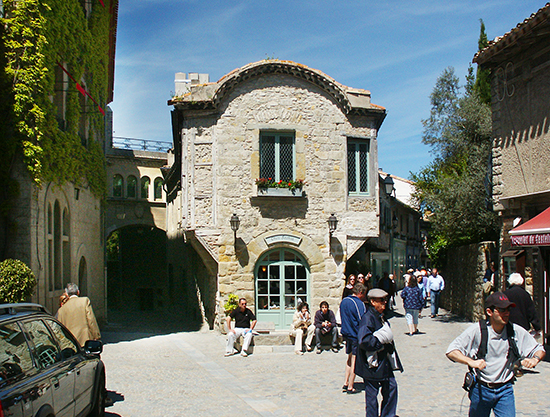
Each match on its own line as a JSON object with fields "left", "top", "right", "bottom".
{"left": 356, "top": 288, "right": 403, "bottom": 417}
{"left": 340, "top": 283, "right": 367, "bottom": 394}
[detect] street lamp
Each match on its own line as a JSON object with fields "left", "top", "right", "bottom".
{"left": 383, "top": 174, "right": 395, "bottom": 197}
{"left": 230, "top": 213, "right": 240, "bottom": 238}
{"left": 328, "top": 213, "right": 338, "bottom": 255}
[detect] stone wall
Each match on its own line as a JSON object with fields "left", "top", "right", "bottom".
{"left": 168, "top": 63, "right": 386, "bottom": 329}
{"left": 442, "top": 241, "right": 497, "bottom": 321}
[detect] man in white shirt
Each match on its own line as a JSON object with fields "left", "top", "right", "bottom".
{"left": 427, "top": 268, "right": 445, "bottom": 317}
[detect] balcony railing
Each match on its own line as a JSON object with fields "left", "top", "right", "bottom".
{"left": 112, "top": 136, "right": 171, "bottom": 152}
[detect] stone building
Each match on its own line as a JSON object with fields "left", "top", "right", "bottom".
{"left": 165, "top": 60, "right": 386, "bottom": 329}
{"left": 473, "top": 3, "right": 550, "bottom": 345}
{"left": 104, "top": 141, "right": 169, "bottom": 312}
{"left": 0, "top": 0, "right": 118, "bottom": 318}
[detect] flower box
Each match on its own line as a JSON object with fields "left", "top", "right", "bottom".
{"left": 257, "top": 187, "right": 305, "bottom": 197}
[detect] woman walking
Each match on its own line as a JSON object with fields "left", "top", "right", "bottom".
{"left": 401, "top": 275, "right": 425, "bottom": 335}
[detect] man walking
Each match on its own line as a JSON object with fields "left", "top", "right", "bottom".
{"left": 446, "top": 292, "right": 545, "bottom": 416}
{"left": 225, "top": 298, "right": 257, "bottom": 357}
{"left": 356, "top": 288, "right": 403, "bottom": 417}
{"left": 340, "top": 283, "right": 367, "bottom": 394}
{"left": 427, "top": 268, "right": 445, "bottom": 317}
{"left": 57, "top": 283, "right": 101, "bottom": 346}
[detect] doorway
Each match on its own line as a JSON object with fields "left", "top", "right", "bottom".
{"left": 255, "top": 248, "right": 310, "bottom": 329}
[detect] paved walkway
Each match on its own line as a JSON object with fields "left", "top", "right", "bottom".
{"left": 101, "top": 298, "right": 549, "bottom": 416}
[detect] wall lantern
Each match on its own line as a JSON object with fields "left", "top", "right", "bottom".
{"left": 328, "top": 213, "right": 338, "bottom": 255}
{"left": 230, "top": 213, "right": 240, "bottom": 237}
{"left": 328, "top": 213, "right": 338, "bottom": 236}
{"left": 383, "top": 174, "right": 395, "bottom": 197}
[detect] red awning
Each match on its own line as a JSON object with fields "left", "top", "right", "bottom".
{"left": 509, "top": 206, "right": 550, "bottom": 246}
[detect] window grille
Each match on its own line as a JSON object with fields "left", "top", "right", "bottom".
{"left": 347, "top": 139, "right": 370, "bottom": 195}
{"left": 260, "top": 132, "right": 295, "bottom": 182}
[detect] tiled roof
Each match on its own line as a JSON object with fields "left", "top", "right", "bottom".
{"left": 473, "top": 3, "right": 550, "bottom": 65}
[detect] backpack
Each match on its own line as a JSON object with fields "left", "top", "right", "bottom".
{"left": 476, "top": 320, "right": 521, "bottom": 364}
{"left": 463, "top": 320, "right": 521, "bottom": 392}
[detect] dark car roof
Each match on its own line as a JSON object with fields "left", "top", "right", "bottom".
{"left": 0, "top": 303, "right": 52, "bottom": 321}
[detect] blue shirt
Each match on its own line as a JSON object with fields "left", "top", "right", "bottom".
{"left": 340, "top": 295, "right": 366, "bottom": 339}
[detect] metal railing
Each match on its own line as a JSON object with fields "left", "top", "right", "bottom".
{"left": 112, "top": 136, "right": 172, "bottom": 152}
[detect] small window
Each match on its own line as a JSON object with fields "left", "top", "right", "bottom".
{"left": 260, "top": 131, "right": 295, "bottom": 182}
{"left": 127, "top": 175, "right": 137, "bottom": 198}
{"left": 113, "top": 174, "right": 123, "bottom": 197}
{"left": 154, "top": 177, "right": 163, "bottom": 200}
{"left": 141, "top": 176, "right": 150, "bottom": 199}
{"left": 347, "top": 139, "right": 370, "bottom": 195}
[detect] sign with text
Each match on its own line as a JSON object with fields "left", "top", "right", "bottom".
{"left": 265, "top": 234, "right": 302, "bottom": 246}
{"left": 510, "top": 233, "right": 550, "bottom": 246}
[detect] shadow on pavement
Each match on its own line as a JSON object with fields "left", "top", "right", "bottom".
{"left": 101, "top": 308, "right": 204, "bottom": 344}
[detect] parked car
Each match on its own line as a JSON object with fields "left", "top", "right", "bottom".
{"left": 0, "top": 303, "right": 105, "bottom": 417}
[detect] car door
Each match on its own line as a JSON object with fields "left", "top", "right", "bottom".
{"left": 22, "top": 319, "right": 76, "bottom": 417}
{"left": 45, "top": 319, "right": 97, "bottom": 416}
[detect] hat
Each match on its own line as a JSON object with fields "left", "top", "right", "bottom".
{"left": 413, "top": 271, "right": 421, "bottom": 277}
{"left": 485, "top": 292, "right": 516, "bottom": 309}
{"left": 368, "top": 288, "right": 388, "bottom": 299}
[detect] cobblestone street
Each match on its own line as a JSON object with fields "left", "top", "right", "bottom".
{"left": 101, "top": 298, "right": 549, "bottom": 416}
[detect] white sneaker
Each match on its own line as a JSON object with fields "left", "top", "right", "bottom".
{"left": 240, "top": 351, "right": 248, "bottom": 357}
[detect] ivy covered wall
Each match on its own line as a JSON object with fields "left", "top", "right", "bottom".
{"left": 0, "top": 0, "right": 116, "bottom": 203}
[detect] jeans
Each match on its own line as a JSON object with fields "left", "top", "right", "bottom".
{"left": 364, "top": 377, "right": 398, "bottom": 417}
{"left": 430, "top": 290, "right": 441, "bottom": 316}
{"left": 405, "top": 309, "right": 419, "bottom": 325}
{"left": 315, "top": 326, "right": 339, "bottom": 349}
{"left": 469, "top": 382, "right": 515, "bottom": 417}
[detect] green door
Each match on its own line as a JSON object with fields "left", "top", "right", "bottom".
{"left": 255, "top": 248, "right": 310, "bottom": 329}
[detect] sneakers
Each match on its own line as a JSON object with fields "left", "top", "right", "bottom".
{"left": 306, "top": 344, "right": 313, "bottom": 352}
{"left": 224, "top": 350, "right": 236, "bottom": 357}
{"left": 316, "top": 349, "right": 322, "bottom": 354}
{"left": 331, "top": 347, "right": 339, "bottom": 353}
{"left": 295, "top": 350, "right": 304, "bottom": 355}
{"left": 240, "top": 351, "right": 248, "bottom": 357}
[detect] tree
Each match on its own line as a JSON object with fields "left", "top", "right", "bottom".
{"left": 412, "top": 66, "right": 498, "bottom": 266}
{"left": 474, "top": 19, "right": 491, "bottom": 105}
{"left": 0, "top": 259, "right": 37, "bottom": 303}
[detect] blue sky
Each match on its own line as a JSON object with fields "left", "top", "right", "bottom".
{"left": 110, "top": 0, "right": 545, "bottom": 179}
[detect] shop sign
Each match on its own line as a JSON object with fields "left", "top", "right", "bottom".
{"left": 511, "top": 233, "right": 550, "bottom": 246}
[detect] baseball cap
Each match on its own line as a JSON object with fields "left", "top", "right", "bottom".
{"left": 485, "top": 292, "right": 516, "bottom": 309}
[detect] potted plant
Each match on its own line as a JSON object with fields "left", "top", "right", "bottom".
{"left": 255, "top": 178, "right": 305, "bottom": 196}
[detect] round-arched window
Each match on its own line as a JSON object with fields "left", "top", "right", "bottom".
{"left": 255, "top": 248, "right": 309, "bottom": 329}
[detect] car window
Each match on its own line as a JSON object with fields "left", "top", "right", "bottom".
{"left": 0, "top": 322, "right": 34, "bottom": 382}
{"left": 45, "top": 319, "right": 79, "bottom": 360}
{"left": 22, "top": 319, "right": 60, "bottom": 368}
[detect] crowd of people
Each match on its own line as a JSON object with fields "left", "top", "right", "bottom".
{"left": 225, "top": 267, "right": 545, "bottom": 417}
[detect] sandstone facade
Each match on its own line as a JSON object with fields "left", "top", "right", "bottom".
{"left": 166, "top": 61, "right": 386, "bottom": 329}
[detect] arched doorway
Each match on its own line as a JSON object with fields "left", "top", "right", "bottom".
{"left": 255, "top": 248, "right": 310, "bottom": 329}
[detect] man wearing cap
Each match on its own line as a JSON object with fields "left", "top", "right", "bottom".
{"left": 446, "top": 292, "right": 545, "bottom": 416}
{"left": 356, "top": 288, "right": 403, "bottom": 417}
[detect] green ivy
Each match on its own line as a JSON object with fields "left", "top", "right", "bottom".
{"left": 1, "top": 0, "right": 113, "bottom": 198}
